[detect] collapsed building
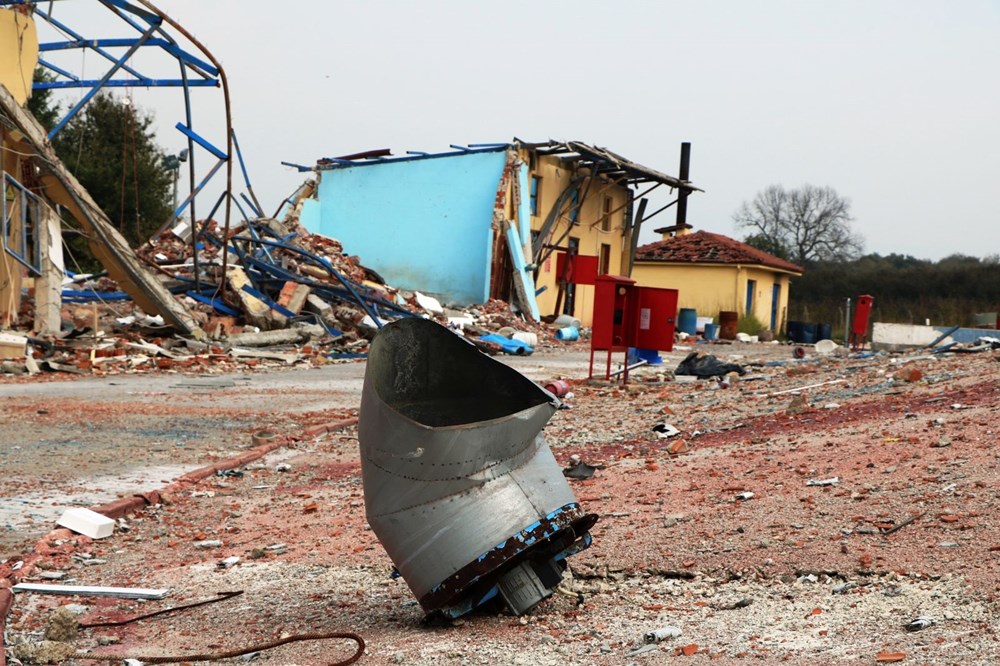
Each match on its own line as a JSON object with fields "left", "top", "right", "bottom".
{"left": 2, "top": 2, "right": 706, "bottom": 373}
{"left": 290, "top": 141, "right": 701, "bottom": 328}
{"left": 0, "top": 2, "right": 456, "bottom": 370}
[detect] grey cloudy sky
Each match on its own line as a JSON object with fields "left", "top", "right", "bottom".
{"left": 38, "top": 1, "right": 1000, "bottom": 260}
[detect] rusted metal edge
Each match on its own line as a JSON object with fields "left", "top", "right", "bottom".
{"left": 419, "top": 503, "right": 598, "bottom": 615}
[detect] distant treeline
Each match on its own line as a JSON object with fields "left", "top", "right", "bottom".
{"left": 787, "top": 253, "right": 1000, "bottom": 337}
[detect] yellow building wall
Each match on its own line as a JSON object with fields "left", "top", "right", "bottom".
{"left": 1, "top": 8, "right": 39, "bottom": 328}
{"left": 633, "top": 261, "right": 796, "bottom": 333}
{"left": 0, "top": 9, "right": 38, "bottom": 106}
{"left": 632, "top": 263, "right": 739, "bottom": 317}
{"left": 522, "top": 151, "right": 630, "bottom": 327}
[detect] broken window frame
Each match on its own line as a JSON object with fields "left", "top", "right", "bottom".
{"left": 1, "top": 171, "right": 43, "bottom": 276}
{"left": 601, "top": 195, "right": 613, "bottom": 232}
{"left": 530, "top": 175, "right": 541, "bottom": 217}
{"left": 746, "top": 278, "right": 757, "bottom": 315}
{"left": 598, "top": 243, "right": 611, "bottom": 275}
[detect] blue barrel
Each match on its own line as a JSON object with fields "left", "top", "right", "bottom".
{"left": 800, "top": 323, "right": 817, "bottom": 344}
{"left": 555, "top": 326, "right": 579, "bottom": 341}
{"left": 704, "top": 323, "right": 719, "bottom": 341}
{"left": 787, "top": 320, "right": 805, "bottom": 342}
{"left": 677, "top": 308, "right": 698, "bottom": 335}
{"left": 633, "top": 348, "right": 662, "bottom": 365}
{"left": 816, "top": 323, "right": 832, "bottom": 341}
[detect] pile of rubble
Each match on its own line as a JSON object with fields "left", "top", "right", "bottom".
{"left": 2, "top": 209, "right": 567, "bottom": 377}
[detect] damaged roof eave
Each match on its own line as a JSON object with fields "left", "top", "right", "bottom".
{"left": 634, "top": 258, "right": 803, "bottom": 277}
{"left": 513, "top": 139, "right": 702, "bottom": 193}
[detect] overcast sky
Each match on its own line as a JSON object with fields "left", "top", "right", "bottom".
{"left": 36, "top": 0, "right": 1000, "bottom": 260}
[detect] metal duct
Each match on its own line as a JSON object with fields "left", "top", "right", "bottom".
{"left": 359, "top": 318, "right": 597, "bottom": 618}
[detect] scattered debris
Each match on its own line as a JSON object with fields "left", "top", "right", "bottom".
{"left": 651, "top": 422, "right": 681, "bottom": 438}
{"left": 644, "top": 625, "right": 682, "bottom": 643}
{"left": 905, "top": 616, "right": 936, "bottom": 632}
{"left": 674, "top": 352, "right": 746, "bottom": 379}
{"left": 881, "top": 511, "right": 926, "bottom": 537}
{"left": 56, "top": 507, "right": 115, "bottom": 539}
{"left": 12, "top": 583, "right": 169, "bottom": 600}
{"left": 806, "top": 477, "right": 840, "bottom": 487}
{"left": 194, "top": 539, "right": 224, "bottom": 549}
{"left": 564, "top": 461, "right": 600, "bottom": 480}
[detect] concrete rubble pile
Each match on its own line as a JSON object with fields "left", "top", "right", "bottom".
{"left": 3, "top": 207, "right": 563, "bottom": 377}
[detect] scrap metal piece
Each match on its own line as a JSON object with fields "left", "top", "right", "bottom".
{"left": 359, "top": 318, "right": 596, "bottom": 618}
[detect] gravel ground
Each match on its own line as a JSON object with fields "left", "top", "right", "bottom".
{"left": 4, "top": 340, "right": 1000, "bottom": 664}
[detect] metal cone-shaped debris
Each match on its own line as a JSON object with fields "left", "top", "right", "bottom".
{"left": 359, "top": 318, "right": 597, "bottom": 618}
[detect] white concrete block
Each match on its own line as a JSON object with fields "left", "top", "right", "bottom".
{"left": 0, "top": 333, "right": 27, "bottom": 359}
{"left": 57, "top": 508, "right": 115, "bottom": 539}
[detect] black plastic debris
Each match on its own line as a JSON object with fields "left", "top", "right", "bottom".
{"left": 563, "top": 461, "right": 600, "bottom": 480}
{"left": 905, "top": 616, "right": 936, "bottom": 632}
{"left": 674, "top": 352, "right": 747, "bottom": 379}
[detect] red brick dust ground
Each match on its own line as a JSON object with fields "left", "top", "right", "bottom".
{"left": 5, "top": 345, "right": 1000, "bottom": 664}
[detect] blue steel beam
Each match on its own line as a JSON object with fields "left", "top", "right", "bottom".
{"left": 98, "top": 0, "right": 218, "bottom": 79}
{"left": 100, "top": 0, "right": 161, "bottom": 24}
{"left": 35, "top": 59, "right": 80, "bottom": 83}
{"left": 34, "top": 7, "right": 150, "bottom": 83}
{"left": 37, "top": 79, "right": 218, "bottom": 89}
{"left": 39, "top": 37, "right": 218, "bottom": 79}
{"left": 240, "top": 193, "right": 263, "bottom": 218}
{"left": 168, "top": 157, "right": 226, "bottom": 222}
{"left": 174, "top": 123, "right": 227, "bottom": 160}
{"left": 39, "top": 37, "right": 172, "bottom": 51}
{"left": 47, "top": 22, "right": 158, "bottom": 140}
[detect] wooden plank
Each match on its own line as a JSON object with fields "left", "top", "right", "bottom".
{"left": 12, "top": 583, "right": 169, "bottom": 600}
{"left": 226, "top": 265, "right": 272, "bottom": 330}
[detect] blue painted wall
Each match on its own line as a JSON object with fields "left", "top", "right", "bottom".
{"left": 301, "top": 151, "right": 508, "bottom": 305}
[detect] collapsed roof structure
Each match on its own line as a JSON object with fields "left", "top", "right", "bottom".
{"left": 0, "top": 1, "right": 450, "bottom": 369}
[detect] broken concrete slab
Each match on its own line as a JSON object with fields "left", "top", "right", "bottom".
{"left": 872, "top": 322, "right": 1000, "bottom": 351}
{"left": 56, "top": 507, "right": 115, "bottom": 539}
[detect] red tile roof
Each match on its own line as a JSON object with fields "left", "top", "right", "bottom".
{"left": 635, "top": 231, "right": 803, "bottom": 274}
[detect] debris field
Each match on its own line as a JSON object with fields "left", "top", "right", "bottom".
{"left": 3, "top": 340, "right": 999, "bottom": 665}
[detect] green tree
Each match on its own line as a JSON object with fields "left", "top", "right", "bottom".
{"left": 26, "top": 68, "right": 60, "bottom": 132}
{"left": 51, "top": 92, "right": 172, "bottom": 249}
{"left": 734, "top": 184, "right": 863, "bottom": 267}
{"left": 742, "top": 232, "right": 790, "bottom": 261}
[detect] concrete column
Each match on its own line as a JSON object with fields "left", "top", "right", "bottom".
{"left": 33, "top": 203, "right": 64, "bottom": 334}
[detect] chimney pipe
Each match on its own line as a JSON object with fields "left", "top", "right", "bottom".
{"left": 676, "top": 142, "right": 691, "bottom": 228}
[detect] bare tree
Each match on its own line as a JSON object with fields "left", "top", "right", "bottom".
{"left": 734, "top": 184, "right": 863, "bottom": 266}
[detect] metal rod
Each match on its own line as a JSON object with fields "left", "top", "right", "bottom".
{"left": 844, "top": 297, "right": 851, "bottom": 346}
{"left": 609, "top": 359, "right": 647, "bottom": 378}
{"left": 642, "top": 197, "right": 679, "bottom": 222}
{"left": 232, "top": 131, "right": 264, "bottom": 216}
